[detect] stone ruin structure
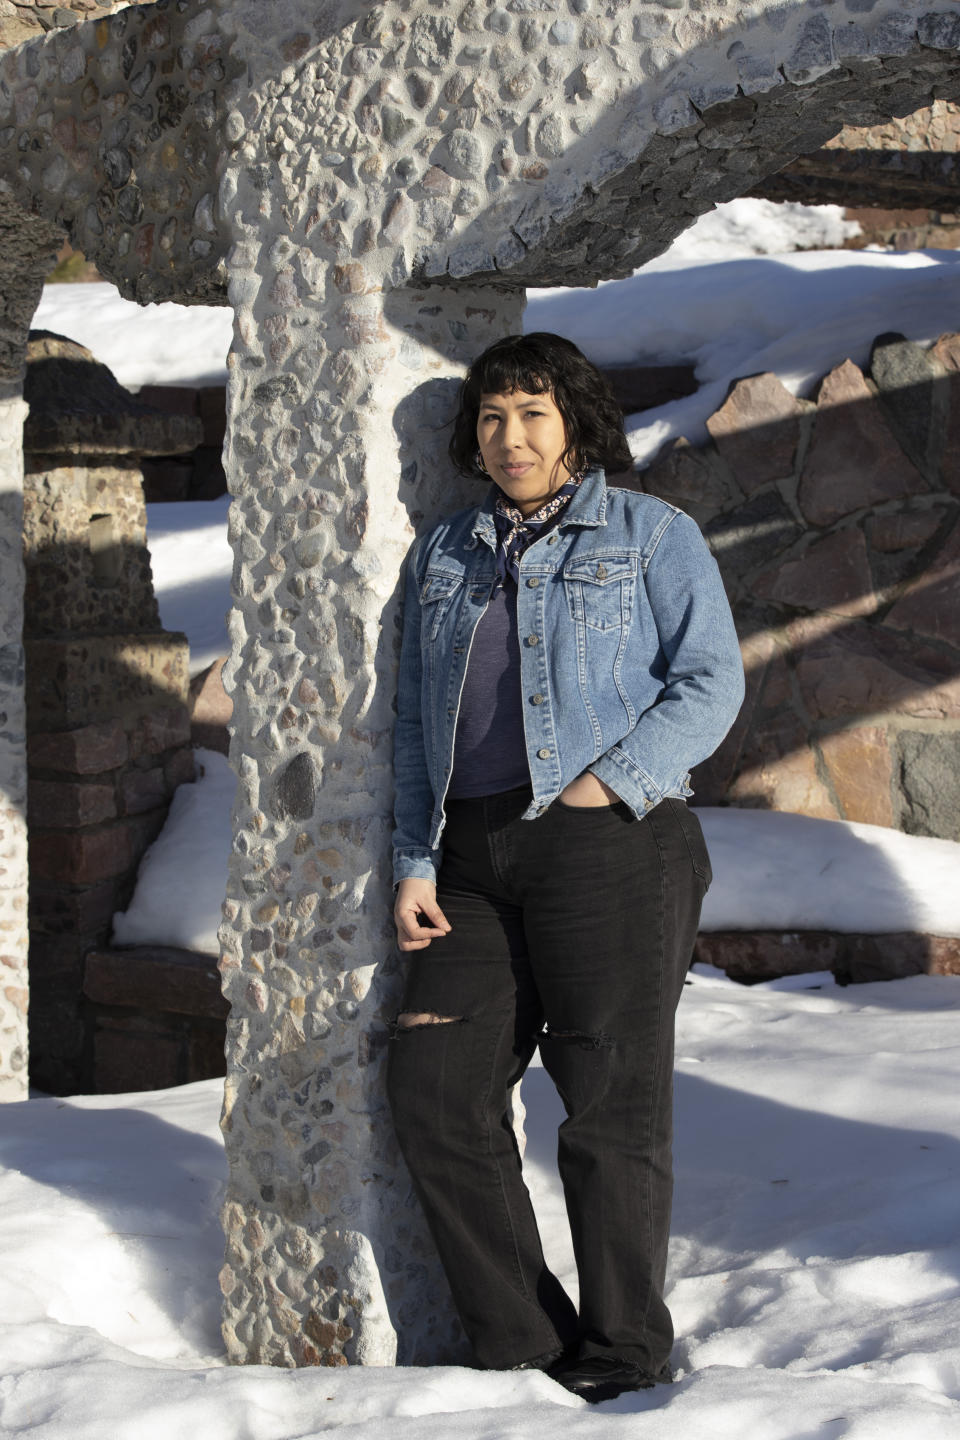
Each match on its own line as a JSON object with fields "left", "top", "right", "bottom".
{"left": 22, "top": 331, "right": 199, "bottom": 1093}
{"left": 647, "top": 331, "right": 960, "bottom": 838}
{"left": 0, "top": 0, "right": 958, "bottom": 1366}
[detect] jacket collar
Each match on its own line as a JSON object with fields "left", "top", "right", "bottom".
{"left": 470, "top": 466, "right": 607, "bottom": 550}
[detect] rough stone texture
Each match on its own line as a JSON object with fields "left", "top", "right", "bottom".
{"left": 18, "top": 325, "right": 196, "bottom": 1095}
{"left": 0, "top": 193, "right": 59, "bottom": 1101}
{"left": 0, "top": 395, "right": 31, "bottom": 1101}
{"left": 24, "top": 331, "right": 202, "bottom": 456}
{"left": 0, "top": 0, "right": 959, "bottom": 1375}
{"left": 85, "top": 944, "right": 230, "bottom": 1017}
{"left": 798, "top": 359, "right": 928, "bottom": 526}
{"left": 755, "top": 98, "right": 960, "bottom": 213}
{"left": 705, "top": 373, "right": 806, "bottom": 494}
{"left": 752, "top": 526, "right": 878, "bottom": 619}
{"left": 189, "top": 655, "right": 231, "bottom": 753}
{"left": 896, "top": 730, "right": 960, "bottom": 839}
{"left": 216, "top": 272, "right": 520, "bottom": 1369}
{"left": 3, "top": 0, "right": 960, "bottom": 303}
{"left": 0, "top": 0, "right": 238, "bottom": 305}
{"left": 884, "top": 515, "right": 960, "bottom": 647}
{"left": 694, "top": 930, "right": 960, "bottom": 984}
{"left": 647, "top": 332, "right": 960, "bottom": 830}
{"left": 818, "top": 724, "right": 895, "bottom": 828}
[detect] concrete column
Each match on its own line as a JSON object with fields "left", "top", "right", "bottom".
{"left": 217, "top": 255, "right": 524, "bottom": 1364}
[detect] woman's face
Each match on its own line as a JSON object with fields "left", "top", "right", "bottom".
{"left": 476, "top": 388, "right": 572, "bottom": 517}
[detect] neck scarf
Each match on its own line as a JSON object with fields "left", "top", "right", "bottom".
{"left": 492, "top": 472, "right": 584, "bottom": 586}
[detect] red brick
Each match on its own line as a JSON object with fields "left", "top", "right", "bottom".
{"left": 197, "top": 387, "right": 226, "bottom": 448}
{"left": 141, "top": 458, "right": 192, "bottom": 503}
{"left": 120, "top": 766, "right": 168, "bottom": 816}
{"left": 187, "top": 1026, "right": 227, "bottom": 1082}
{"left": 164, "top": 747, "right": 198, "bottom": 789}
{"left": 85, "top": 946, "right": 229, "bottom": 1019}
{"left": 126, "top": 809, "right": 168, "bottom": 863}
{"left": 694, "top": 931, "right": 841, "bottom": 982}
{"left": 137, "top": 385, "right": 199, "bottom": 416}
{"left": 28, "top": 720, "right": 128, "bottom": 775}
{"left": 26, "top": 934, "right": 86, "bottom": 985}
{"left": 93, "top": 1017, "right": 183, "bottom": 1093}
{"left": 695, "top": 931, "right": 960, "bottom": 984}
{"left": 839, "top": 933, "right": 960, "bottom": 983}
{"left": 28, "top": 780, "right": 117, "bottom": 829}
{"left": 30, "top": 881, "right": 119, "bottom": 939}
{"left": 189, "top": 658, "right": 232, "bottom": 726}
{"left": 138, "top": 705, "right": 191, "bottom": 756}
{"left": 29, "top": 825, "right": 134, "bottom": 885}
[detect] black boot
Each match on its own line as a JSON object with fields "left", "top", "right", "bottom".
{"left": 549, "top": 1354, "right": 673, "bottom": 1403}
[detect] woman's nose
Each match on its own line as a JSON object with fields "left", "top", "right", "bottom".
{"left": 502, "top": 415, "right": 523, "bottom": 448}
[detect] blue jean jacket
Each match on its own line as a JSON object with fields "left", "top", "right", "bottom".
{"left": 393, "top": 468, "right": 745, "bottom": 886}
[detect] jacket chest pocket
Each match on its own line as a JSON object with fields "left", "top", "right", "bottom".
{"left": 420, "top": 572, "right": 464, "bottom": 641}
{"left": 563, "top": 557, "right": 636, "bottom": 633}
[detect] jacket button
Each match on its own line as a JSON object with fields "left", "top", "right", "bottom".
{"left": 547, "top": 535, "right": 558, "bottom": 545}
{"left": 526, "top": 634, "right": 539, "bottom": 646}
{"left": 527, "top": 576, "right": 540, "bottom": 588}
{"left": 643, "top": 798, "right": 654, "bottom": 810}
{"left": 537, "top": 747, "right": 552, "bottom": 760}
{"left": 531, "top": 693, "right": 544, "bottom": 705}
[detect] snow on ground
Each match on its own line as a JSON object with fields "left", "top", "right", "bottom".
{"left": 1, "top": 968, "right": 958, "bottom": 1439}
{"left": 111, "top": 747, "right": 960, "bottom": 952}
{"left": 110, "top": 749, "right": 232, "bottom": 954}
{"left": 145, "top": 498, "right": 232, "bottom": 676}
{"left": 31, "top": 283, "right": 232, "bottom": 391}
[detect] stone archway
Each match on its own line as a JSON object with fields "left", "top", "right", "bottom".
{"left": 0, "top": 0, "right": 958, "bottom": 1365}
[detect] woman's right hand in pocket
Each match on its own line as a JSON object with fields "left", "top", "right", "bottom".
{"left": 394, "top": 879, "right": 452, "bottom": 952}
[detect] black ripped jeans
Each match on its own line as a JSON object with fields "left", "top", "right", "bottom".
{"left": 386, "top": 785, "right": 712, "bottom": 1373}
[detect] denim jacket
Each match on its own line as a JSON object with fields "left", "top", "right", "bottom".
{"left": 393, "top": 467, "right": 744, "bottom": 886}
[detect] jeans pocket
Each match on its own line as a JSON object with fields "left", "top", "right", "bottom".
{"left": 668, "top": 799, "right": 712, "bottom": 888}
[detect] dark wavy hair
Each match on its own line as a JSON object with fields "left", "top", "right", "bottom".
{"left": 449, "top": 332, "right": 634, "bottom": 479}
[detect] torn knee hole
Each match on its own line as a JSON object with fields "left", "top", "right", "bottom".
{"left": 392, "top": 1011, "right": 466, "bottom": 1034}
{"left": 541, "top": 1027, "right": 615, "bottom": 1051}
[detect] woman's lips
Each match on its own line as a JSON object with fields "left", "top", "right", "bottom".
{"left": 500, "top": 463, "right": 531, "bottom": 475}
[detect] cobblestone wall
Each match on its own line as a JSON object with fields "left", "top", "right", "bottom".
{"left": 644, "top": 333, "right": 960, "bottom": 840}
{"left": 0, "top": 0, "right": 236, "bottom": 304}
{"left": 0, "top": 198, "right": 65, "bottom": 1102}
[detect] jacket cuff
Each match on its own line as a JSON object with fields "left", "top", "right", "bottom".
{"left": 393, "top": 849, "right": 442, "bottom": 888}
{"left": 589, "top": 748, "right": 661, "bottom": 818}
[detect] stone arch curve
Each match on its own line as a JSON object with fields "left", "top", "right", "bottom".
{"left": 0, "top": 0, "right": 958, "bottom": 1368}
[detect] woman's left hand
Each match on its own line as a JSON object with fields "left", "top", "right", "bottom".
{"left": 559, "top": 772, "right": 621, "bottom": 807}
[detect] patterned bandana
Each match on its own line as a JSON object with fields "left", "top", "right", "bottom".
{"left": 492, "top": 472, "right": 584, "bottom": 586}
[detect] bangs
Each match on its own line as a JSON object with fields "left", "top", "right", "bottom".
{"left": 469, "top": 354, "right": 553, "bottom": 401}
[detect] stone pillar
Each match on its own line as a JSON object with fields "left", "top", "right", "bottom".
{"left": 21, "top": 333, "right": 202, "bottom": 1095}
{"left": 0, "top": 199, "right": 61, "bottom": 1101}
{"left": 0, "top": 390, "right": 30, "bottom": 1101}
{"left": 217, "top": 267, "right": 524, "bottom": 1365}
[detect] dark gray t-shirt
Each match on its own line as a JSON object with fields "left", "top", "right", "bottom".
{"left": 447, "top": 580, "right": 531, "bottom": 799}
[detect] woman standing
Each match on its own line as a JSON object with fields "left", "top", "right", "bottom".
{"left": 387, "top": 333, "right": 744, "bottom": 1402}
